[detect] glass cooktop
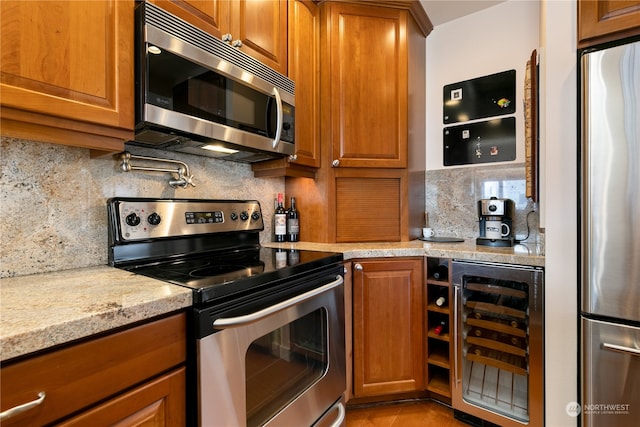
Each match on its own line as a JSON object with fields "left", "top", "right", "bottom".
{"left": 124, "top": 246, "right": 342, "bottom": 304}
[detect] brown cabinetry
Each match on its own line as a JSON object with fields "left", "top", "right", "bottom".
{"left": 252, "top": 0, "right": 321, "bottom": 178}
{"left": 0, "top": 0, "right": 134, "bottom": 152}
{"left": 284, "top": 1, "right": 430, "bottom": 243}
{"left": 151, "top": 0, "right": 288, "bottom": 75}
{"left": 0, "top": 313, "right": 187, "bottom": 426}
{"left": 578, "top": 0, "right": 640, "bottom": 47}
{"left": 425, "top": 257, "right": 453, "bottom": 402}
{"left": 352, "top": 258, "right": 425, "bottom": 398}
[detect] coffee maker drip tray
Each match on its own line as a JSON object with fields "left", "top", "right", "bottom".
{"left": 476, "top": 236, "right": 515, "bottom": 247}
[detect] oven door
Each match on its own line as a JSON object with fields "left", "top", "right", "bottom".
{"left": 197, "top": 275, "right": 345, "bottom": 427}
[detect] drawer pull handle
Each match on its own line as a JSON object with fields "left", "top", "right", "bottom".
{"left": 0, "top": 391, "right": 46, "bottom": 421}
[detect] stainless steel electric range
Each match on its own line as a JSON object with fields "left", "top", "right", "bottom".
{"left": 108, "top": 198, "right": 346, "bottom": 427}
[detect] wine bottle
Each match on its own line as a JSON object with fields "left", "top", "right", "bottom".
{"left": 435, "top": 287, "right": 448, "bottom": 307}
{"left": 287, "top": 196, "right": 300, "bottom": 242}
{"left": 274, "top": 193, "right": 286, "bottom": 242}
{"left": 432, "top": 264, "right": 449, "bottom": 281}
{"left": 434, "top": 319, "right": 448, "bottom": 335}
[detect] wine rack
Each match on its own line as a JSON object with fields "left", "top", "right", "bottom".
{"left": 425, "top": 257, "right": 452, "bottom": 400}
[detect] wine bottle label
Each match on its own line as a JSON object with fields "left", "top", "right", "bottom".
{"left": 275, "top": 214, "right": 286, "bottom": 235}
{"left": 287, "top": 218, "right": 299, "bottom": 233}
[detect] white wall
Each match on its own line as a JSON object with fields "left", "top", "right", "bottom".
{"left": 539, "top": 1, "right": 578, "bottom": 426}
{"left": 425, "top": 0, "right": 540, "bottom": 171}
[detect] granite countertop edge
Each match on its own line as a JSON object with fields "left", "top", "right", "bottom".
{"left": 263, "top": 239, "right": 545, "bottom": 267}
{"left": 0, "top": 265, "right": 192, "bottom": 363}
{"left": 0, "top": 240, "right": 542, "bottom": 362}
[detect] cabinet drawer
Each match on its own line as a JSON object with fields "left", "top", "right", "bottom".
{"left": 0, "top": 313, "right": 186, "bottom": 426}
{"left": 58, "top": 367, "right": 186, "bottom": 426}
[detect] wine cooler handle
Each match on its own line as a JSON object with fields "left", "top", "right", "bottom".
{"left": 602, "top": 343, "right": 640, "bottom": 356}
{"left": 453, "top": 283, "right": 460, "bottom": 388}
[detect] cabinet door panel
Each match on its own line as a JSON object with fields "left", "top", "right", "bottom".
{"left": 353, "top": 258, "right": 424, "bottom": 397}
{"left": 335, "top": 176, "right": 401, "bottom": 242}
{"left": 231, "top": 0, "right": 288, "bottom": 75}
{"left": 0, "top": 0, "right": 133, "bottom": 130}
{"left": 288, "top": 0, "right": 320, "bottom": 167}
{"left": 57, "top": 368, "right": 186, "bottom": 427}
{"left": 149, "top": 0, "right": 228, "bottom": 37}
{"left": 328, "top": 3, "right": 407, "bottom": 168}
{"left": 578, "top": 0, "right": 640, "bottom": 46}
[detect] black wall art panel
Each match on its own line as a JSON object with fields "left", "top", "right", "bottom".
{"left": 443, "top": 70, "right": 516, "bottom": 124}
{"left": 443, "top": 117, "right": 516, "bottom": 166}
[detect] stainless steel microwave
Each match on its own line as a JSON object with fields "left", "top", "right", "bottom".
{"left": 129, "top": 2, "right": 295, "bottom": 163}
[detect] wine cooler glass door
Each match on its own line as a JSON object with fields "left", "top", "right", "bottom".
{"left": 452, "top": 261, "right": 543, "bottom": 427}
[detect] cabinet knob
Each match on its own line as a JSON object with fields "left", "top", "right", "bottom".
{"left": 354, "top": 263, "right": 363, "bottom": 271}
{"left": 332, "top": 159, "right": 340, "bottom": 167}
{"left": 222, "top": 33, "right": 232, "bottom": 43}
{"left": 232, "top": 40, "right": 243, "bottom": 48}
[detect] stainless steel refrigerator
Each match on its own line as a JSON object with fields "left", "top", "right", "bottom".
{"left": 580, "top": 37, "right": 640, "bottom": 427}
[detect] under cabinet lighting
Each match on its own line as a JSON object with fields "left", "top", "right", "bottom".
{"left": 202, "top": 145, "right": 239, "bottom": 154}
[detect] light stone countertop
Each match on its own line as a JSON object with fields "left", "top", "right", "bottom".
{"left": 0, "top": 266, "right": 192, "bottom": 362}
{"left": 263, "top": 239, "right": 545, "bottom": 267}
{"left": 0, "top": 239, "right": 542, "bottom": 362}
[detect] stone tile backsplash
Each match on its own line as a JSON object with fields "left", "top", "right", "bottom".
{"left": 1, "top": 138, "right": 542, "bottom": 278}
{"left": 0, "top": 138, "right": 284, "bottom": 278}
{"left": 425, "top": 163, "right": 541, "bottom": 242}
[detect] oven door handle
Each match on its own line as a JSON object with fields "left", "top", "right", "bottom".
{"left": 213, "top": 275, "right": 344, "bottom": 329}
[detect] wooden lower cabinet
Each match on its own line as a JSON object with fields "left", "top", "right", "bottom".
{"left": 0, "top": 313, "right": 186, "bottom": 426}
{"left": 57, "top": 367, "right": 185, "bottom": 427}
{"left": 351, "top": 258, "right": 425, "bottom": 398}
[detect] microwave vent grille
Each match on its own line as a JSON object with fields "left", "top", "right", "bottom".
{"left": 143, "top": 2, "right": 294, "bottom": 97}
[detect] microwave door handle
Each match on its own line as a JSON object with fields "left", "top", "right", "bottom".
{"left": 272, "top": 87, "right": 283, "bottom": 149}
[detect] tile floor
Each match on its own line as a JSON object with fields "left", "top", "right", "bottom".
{"left": 345, "top": 399, "right": 470, "bottom": 427}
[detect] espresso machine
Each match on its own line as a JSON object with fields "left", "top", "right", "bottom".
{"left": 476, "top": 197, "right": 515, "bottom": 247}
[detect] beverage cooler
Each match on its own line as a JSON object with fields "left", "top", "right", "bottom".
{"left": 452, "top": 260, "right": 544, "bottom": 427}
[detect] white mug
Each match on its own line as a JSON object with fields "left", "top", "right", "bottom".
{"left": 423, "top": 227, "right": 435, "bottom": 238}
{"left": 485, "top": 220, "right": 510, "bottom": 239}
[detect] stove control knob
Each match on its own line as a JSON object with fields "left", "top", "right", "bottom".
{"left": 240, "top": 211, "right": 249, "bottom": 221}
{"left": 251, "top": 211, "right": 261, "bottom": 221}
{"left": 125, "top": 212, "right": 141, "bottom": 226}
{"left": 147, "top": 212, "right": 161, "bottom": 226}
{"left": 230, "top": 212, "right": 239, "bottom": 221}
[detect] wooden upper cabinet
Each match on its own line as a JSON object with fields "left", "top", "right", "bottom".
{"left": 578, "top": 0, "right": 640, "bottom": 47}
{"left": 324, "top": 2, "right": 408, "bottom": 168}
{"left": 0, "top": 0, "right": 134, "bottom": 152}
{"left": 252, "top": 0, "right": 320, "bottom": 178}
{"left": 151, "top": 0, "right": 288, "bottom": 75}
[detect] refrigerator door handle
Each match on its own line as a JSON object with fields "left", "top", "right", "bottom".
{"left": 601, "top": 342, "right": 640, "bottom": 357}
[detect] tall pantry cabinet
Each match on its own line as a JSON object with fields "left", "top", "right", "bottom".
{"left": 285, "top": 1, "right": 431, "bottom": 243}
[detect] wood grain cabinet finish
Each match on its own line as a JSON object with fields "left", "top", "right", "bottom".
{"left": 0, "top": 313, "right": 186, "bottom": 427}
{"left": 352, "top": 258, "right": 425, "bottom": 398}
{"left": 324, "top": 2, "right": 408, "bottom": 169}
{"left": 0, "top": 0, "right": 134, "bottom": 152}
{"left": 284, "top": 1, "right": 429, "bottom": 243}
{"left": 252, "top": 0, "right": 321, "bottom": 178}
{"left": 151, "top": 0, "right": 288, "bottom": 75}
{"left": 578, "top": 0, "right": 640, "bottom": 47}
